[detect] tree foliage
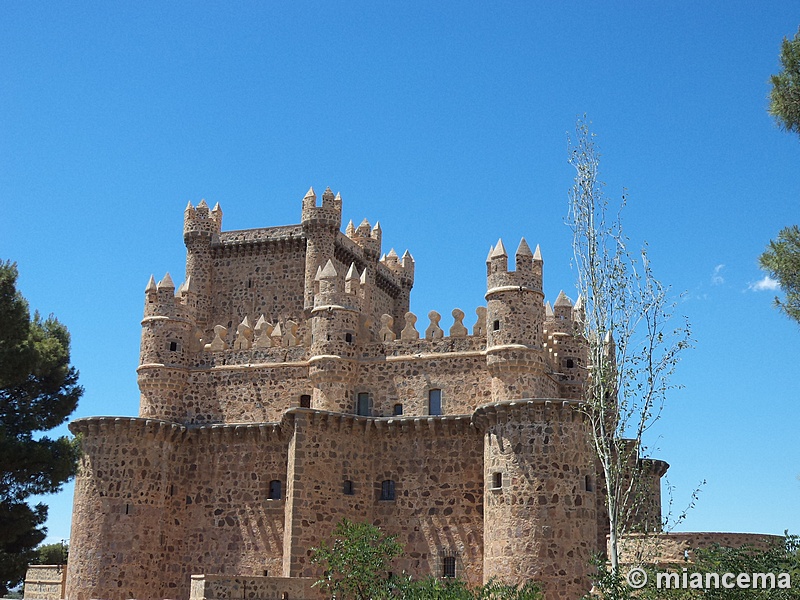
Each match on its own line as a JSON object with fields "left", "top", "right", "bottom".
{"left": 0, "top": 261, "right": 82, "bottom": 594}
{"left": 759, "top": 225, "right": 800, "bottom": 325}
{"left": 33, "top": 541, "right": 68, "bottom": 566}
{"left": 567, "top": 120, "right": 692, "bottom": 576}
{"left": 769, "top": 27, "right": 800, "bottom": 136}
{"left": 312, "top": 519, "right": 542, "bottom": 600}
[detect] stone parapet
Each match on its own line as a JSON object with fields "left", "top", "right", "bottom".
{"left": 23, "top": 565, "right": 66, "bottom": 600}
{"left": 616, "top": 532, "right": 785, "bottom": 566}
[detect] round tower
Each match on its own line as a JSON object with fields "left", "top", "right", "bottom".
{"left": 302, "top": 186, "right": 342, "bottom": 311}
{"left": 308, "top": 259, "right": 360, "bottom": 413}
{"left": 137, "top": 273, "right": 195, "bottom": 421}
{"left": 183, "top": 199, "right": 221, "bottom": 330}
{"left": 66, "top": 417, "right": 185, "bottom": 600}
{"left": 485, "top": 238, "right": 552, "bottom": 400}
{"left": 475, "top": 400, "right": 597, "bottom": 600}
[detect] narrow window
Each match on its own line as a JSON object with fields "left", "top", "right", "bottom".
{"left": 269, "top": 480, "right": 282, "bottom": 500}
{"left": 428, "top": 389, "right": 442, "bottom": 416}
{"left": 493, "top": 320, "right": 500, "bottom": 331}
{"left": 585, "top": 475, "right": 594, "bottom": 492}
{"left": 380, "top": 479, "right": 395, "bottom": 501}
{"left": 125, "top": 503, "right": 130, "bottom": 515}
{"left": 343, "top": 480, "right": 354, "bottom": 495}
{"left": 300, "top": 394, "right": 311, "bottom": 408}
{"left": 443, "top": 556, "right": 456, "bottom": 578}
{"left": 263, "top": 569, "right": 269, "bottom": 577}
{"left": 566, "top": 358, "right": 574, "bottom": 369}
{"left": 281, "top": 593, "right": 289, "bottom": 600}
{"left": 356, "top": 393, "right": 370, "bottom": 416}
{"left": 169, "top": 341, "right": 178, "bottom": 352}
{"left": 393, "top": 403, "right": 403, "bottom": 416}
{"left": 492, "top": 472, "right": 502, "bottom": 489}
{"left": 345, "top": 332, "right": 353, "bottom": 343}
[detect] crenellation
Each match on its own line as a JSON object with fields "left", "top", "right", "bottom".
{"left": 68, "top": 188, "right": 673, "bottom": 600}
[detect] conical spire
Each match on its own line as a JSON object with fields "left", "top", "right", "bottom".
{"left": 486, "top": 245, "right": 494, "bottom": 262}
{"left": 516, "top": 237, "right": 533, "bottom": 257}
{"left": 545, "top": 301, "right": 554, "bottom": 318}
{"left": 346, "top": 220, "right": 356, "bottom": 236}
{"left": 145, "top": 275, "right": 157, "bottom": 293}
{"left": 346, "top": 262, "right": 359, "bottom": 281}
{"left": 197, "top": 199, "right": 209, "bottom": 209}
{"left": 158, "top": 272, "right": 175, "bottom": 290}
{"left": 322, "top": 187, "right": 335, "bottom": 201}
{"left": 317, "top": 259, "right": 337, "bottom": 280}
{"left": 533, "top": 244, "right": 542, "bottom": 261}
{"left": 554, "top": 290, "right": 573, "bottom": 307}
{"left": 184, "top": 201, "right": 194, "bottom": 212}
{"left": 490, "top": 238, "right": 507, "bottom": 258}
{"left": 304, "top": 186, "right": 316, "bottom": 200}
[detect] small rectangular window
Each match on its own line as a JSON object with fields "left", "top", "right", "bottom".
{"left": 493, "top": 320, "right": 500, "bottom": 331}
{"left": 269, "top": 480, "right": 282, "bottom": 500}
{"left": 428, "top": 389, "right": 442, "bottom": 416}
{"left": 169, "top": 341, "right": 178, "bottom": 352}
{"left": 380, "top": 479, "right": 395, "bottom": 501}
{"left": 357, "top": 393, "right": 370, "bottom": 416}
{"left": 300, "top": 394, "right": 311, "bottom": 408}
{"left": 492, "top": 472, "right": 502, "bottom": 489}
{"left": 443, "top": 556, "right": 456, "bottom": 578}
{"left": 393, "top": 403, "right": 403, "bottom": 416}
{"left": 343, "top": 480, "right": 354, "bottom": 495}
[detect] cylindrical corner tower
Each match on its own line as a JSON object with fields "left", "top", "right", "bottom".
{"left": 476, "top": 400, "right": 596, "bottom": 600}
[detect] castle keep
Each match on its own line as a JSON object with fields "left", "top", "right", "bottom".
{"left": 66, "top": 188, "right": 667, "bottom": 600}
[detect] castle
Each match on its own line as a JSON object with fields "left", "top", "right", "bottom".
{"left": 65, "top": 188, "right": 668, "bottom": 600}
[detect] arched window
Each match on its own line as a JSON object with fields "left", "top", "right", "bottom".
{"left": 343, "top": 480, "right": 354, "bottom": 495}
{"left": 380, "top": 479, "right": 395, "bottom": 501}
{"left": 269, "top": 480, "right": 282, "bottom": 500}
{"left": 428, "top": 389, "right": 442, "bottom": 416}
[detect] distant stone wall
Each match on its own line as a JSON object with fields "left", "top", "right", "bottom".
{"left": 23, "top": 565, "right": 65, "bottom": 600}
{"left": 189, "top": 574, "right": 323, "bottom": 600}
{"left": 616, "top": 532, "right": 784, "bottom": 565}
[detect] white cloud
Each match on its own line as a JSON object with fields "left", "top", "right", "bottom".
{"left": 749, "top": 275, "right": 780, "bottom": 292}
{"left": 711, "top": 264, "right": 725, "bottom": 286}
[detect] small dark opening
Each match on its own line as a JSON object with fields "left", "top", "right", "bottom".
{"left": 493, "top": 320, "right": 500, "bottom": 331}
{"left": 125, "top": 504, "right": 129, "bottom": 515}
{"left": 492, "top": 472, "right": 502, "bottom": 489}
{"left": 356, "top": 393, "right": 370, "bottom": 416}
{"left": 428, "top": 389, "right": 442, "bottom": 416}
{"left": 263, "top": 569, "right": 269, "bottom": 577}
{"left": 585, "top": 475, "right": 594, "bottom": 492}
{"left": 169, "top": 341, "right": 178, "bottom": 352}
{"left": 566, "top": 358, "right": 575, "bottom": 369}
{"left": 345, "top": 332, "right": 353, "bottom": 343}
{"left": 343, "top": 480, "right": 354, "bottom": 495}
{"left": 380, "top": 479, "right": 396, "bottom": 501}
{"left": 269, "top": 480, "right": 282, "bottom": 500}
{"left": 393, "top": 403, "right": 403, "bottom": 416}
{"left": 300, "top": 394, "right": 311, "bottom": 408}
{"left": 443, "top": 556, "right": 456, "bottom": 578}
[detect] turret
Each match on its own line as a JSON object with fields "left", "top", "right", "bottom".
{"left": 137, "top": 272, "right": 196, "bottom": 421}
{"left": 347, "top": 218, "right": 382, "bottom": 259}
{"left": 476, "top": 400, "right": 597, "bottom": 600}
{"left": 485, "top": 238, "right": 551, "bottom": 402}
{"left": 308, "top": 260, "right": 360, "bottom": 413}
{"left": 302, "top": 187, "right": 343, "bottom": 310}
{"left": 183, "top": 200, "right": 221, "bottom": 328}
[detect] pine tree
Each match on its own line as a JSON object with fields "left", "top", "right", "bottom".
{"left": 0, "top": 261, "right": 82, "bottom": 594}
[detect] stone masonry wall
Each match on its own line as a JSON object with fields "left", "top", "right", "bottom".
{"left": 23, "top": 565, "right": 66, "bottom": 600}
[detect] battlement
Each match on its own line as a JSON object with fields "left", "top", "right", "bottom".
{"left": 184, "top": 199, "right": 222, "bottom": 240}
{"left": 486, "top": 237, "right": 543, "bottom": 293}
{"left": 300, "top": 186, "right": 342, "bottom": 229}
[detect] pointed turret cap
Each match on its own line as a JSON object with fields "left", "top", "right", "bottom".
{"left": 346, "top": 262, "right": 359, "bottom": 281}
{"left": 486, "top": 245, "right": 494, "bottom": 262}
{"left": 346, "top": 220, "right": 356, "bottom": 236}
{"left": 516, "top": 237, "right": 533, "bottom": 257}
{"left": 317, "top": 259, "right": 337, "bottom": 280}
{"left": 197, "top": 199, "right": 209, "bottom": 209}
{"left": 304, "top": 186, "right": 316, "bottom": 199}
{"left": 322, "top": 187, "right": 335, "bottom": 200}
{"left": 145, "top": 275, "right": 157, "bottom": 293}
{"left": 211, "top": 202, "right": 222, "bottom": 213}
{"left": 574, "top": 295, "right": 584, "bottom": 312}
{"left": 157, "top": 272, "right": 175, "bottom": 290}
{"left": 386, "top": 248, "right": 399, "bottom": 259}
{"left": 372, "top": 221, "right": 381, "bottom": 234}
{"left": 545, "top": 301, "right": 554, "bottom": 318}
{"left": 490, "top": 238, "right": 507, "bottom": 258}
{"left": 401, "top": 249, "right": 414, "bottom": 262}
{"left": 184, "top": 201, "right": 194, "bottom": 212}
{"left": 240, "top": 315, "right": 252, "bottom": 329}
{"left": 533, "top": 244, "right": 542, "bottom": 261}
{"left": 360, "top": 267, "right": 367, "bottom": 285}
{"left": 334, "top": 191, "right": 342, "bottom": 201}
{"left": 554, "top": 290, "right": 573, "bottom": 307}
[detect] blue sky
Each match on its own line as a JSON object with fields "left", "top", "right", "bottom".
{"left": 1, "top": 3, "right": 798, "bottom": 545}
